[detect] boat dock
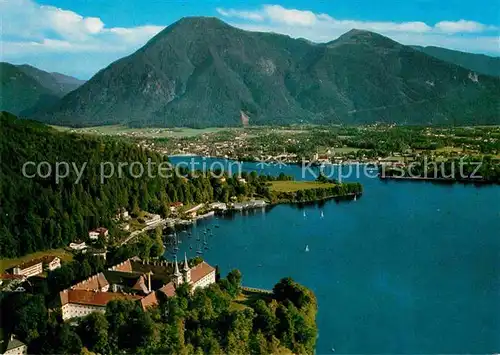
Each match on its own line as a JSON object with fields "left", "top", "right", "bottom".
{"left": 241, "top": 286, "right": 273, "bottom": 295}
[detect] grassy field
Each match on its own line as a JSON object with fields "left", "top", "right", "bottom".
{"left": 0, "top": 248, "right": 73, "bottom": 273}
{"left": 231, "top": 289, "right": 273, "bottom": 311}
{"left": 331, "top": 147, "right": 362, "bottom": 154}
{"left": 435, "top": 146, "right": 465, "bottom": 153}
{"left": 270, "top": 181, "right": 336, "bottom": 192}
{"left": 51, "top": 125, "right": 232, "bottom": 138}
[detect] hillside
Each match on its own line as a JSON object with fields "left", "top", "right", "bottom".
{"left": 31, "top": 17, "right": 500, "bottom": 127}
{"left": 0, "top": 63, "right": 58, "bottom": 115}
{"left": 17, "top": 64, "right": 86, "bottom": 96}
{"left": 2, "top": 112, "right": 318, "bottom": 257}
{"left": 0, "top": 112, "right": 210, "bottom": 257}
{"left": 412, "top": 46, "right": 500, "bottom": 77}
{"left": 0, "top": 62, "right": 85, "bottom": 115}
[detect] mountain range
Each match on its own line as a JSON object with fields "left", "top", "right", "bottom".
{"left": 9, "top": 17, "right": 500, "bottom": 127}
{"left": 0, "top": 62, "right": 85, "bottom": 115}
{"left": 412, "top": 46, "right": 500, "bottom": 77}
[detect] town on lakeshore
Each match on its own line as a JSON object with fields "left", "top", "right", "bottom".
{"left": 60, "top": 124, "right": 500, "bottom": 183}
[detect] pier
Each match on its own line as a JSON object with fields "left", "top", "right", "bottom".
{"left": 241, "top": 286, "right": 273, "bottom": 295}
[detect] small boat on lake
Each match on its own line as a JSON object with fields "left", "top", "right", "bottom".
{"left": 305, "top": 245, "right": 309, "bottom": 252}
{"left": 173, "top": 232, "right": 179, "bottom": 252}
{"left": 320, "top": 211, "right": 324, "bottom": 219}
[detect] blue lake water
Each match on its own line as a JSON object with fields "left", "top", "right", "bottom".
{"left": 168, "top": 156, "right": 500, "bottom": 354}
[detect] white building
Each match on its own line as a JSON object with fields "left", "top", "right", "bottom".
{"left": 1, "top": 335, "right": 27, "bottom": 355}
{"left": 59, "top": 289, "right": 142, "bottom": 320}
{"left": 11, "top": 256, "right": 59, "bottom": 278}
{"left": 120, "top": 210, "right": 130, "bottom": 220}
{"left": 44, "top": 256, "right": 61, "bottom": 271}
{"left": 209, "top": 202, "right": 227, "bottom": 211}
{"left": 144, "top": 213, "right": 162, "bottom": 226}
{"left": 249, "top": 200, "right": 267, "bottom": 208}
{"left": 12, "top": 260, "right": 43, "bottom": 278}
{"left": 89, "top": 227, "right": 109, "bottom": 240}
{"left": 69, "top": 241, "right": 87, "bottom": 250}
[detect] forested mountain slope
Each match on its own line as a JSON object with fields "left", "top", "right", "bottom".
{"left": 412, "top": 46, "right": 500, "bottom": 77}
{"left": 0, "top": 62, "right": 85, "bottom": 115}
{"left": 32, "top": 17, "right": 500, "bottom": 127}
{"left": 0, "top": 112, "right": 256, "bottom": 257}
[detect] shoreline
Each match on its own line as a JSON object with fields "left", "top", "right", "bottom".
{"left": 168, "top": 154, "right": 380, "bottom": 168}
{"left": 269, "top": 192, "right": 360, "bottom": 207}
{"left": 163, "top": 192, "right": 361, "bottom": 231}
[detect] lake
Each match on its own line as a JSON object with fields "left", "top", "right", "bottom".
{"left": 168, "top": 156, "right": 500, "bottom": 354}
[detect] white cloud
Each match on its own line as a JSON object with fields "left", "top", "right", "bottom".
{"left": 215, "top": 7, "right": 265, "bottom": 22}
{"left": 41, "top": 7, "right": 105, "bottom": 40}
{"left": 216, "top": 4, "right": 499, "bottom": 54}
{"left": 434, "top": 20, "right": 492, "bottom": 34}
{"left": 216, "top": 4, "right": 497, "bottom": 35}
{"left": 263, "top": 5, "right": 317, "bottom": 26}
{"left": 1, "top": 0, "right": 164, "bottom": 55}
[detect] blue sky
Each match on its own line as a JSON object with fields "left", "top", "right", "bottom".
{"left": 2, "top": 0, "right": 499, "bottom": 79}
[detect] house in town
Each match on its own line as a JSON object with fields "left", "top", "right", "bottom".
{"left": 69, "top": 241, "right": 87, "bottom": 251}
{"left": 43, "top": 256, "right": 61, "bottom": 271}
{"left": 12, "top": 260, "right": 43, "bottom": 278}
{"left": 89, "top": 227, "right": 109, "bottom": 240}
{"left": 0, "top": 335, "right": 27, "bottom": 355}
{"left": 248, "top": 200, "right": 267, "bottom": 208}
{"left": 11, "top": 256, "right": 61, "bottom": 278}
{"left": 143, "top": 213, "right": 162, "bottom": 226}
{"left": 170, "top": 202, "right": 184, "bottom": 213}
{"left": 209, "top": 202, "right": 227, "bottom": 211}
{"left": 115, "top": 208, "right": 130, "bottom": 221}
